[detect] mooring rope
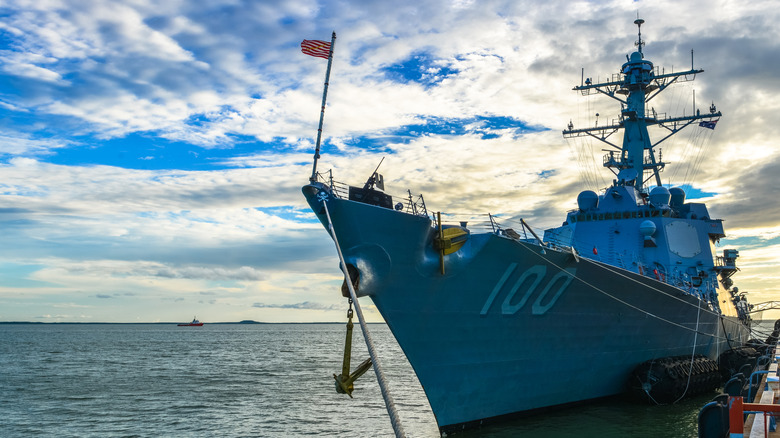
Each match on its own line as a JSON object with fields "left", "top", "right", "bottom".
{"left": 673, "top": 297, "right": 701, "bottom": 404}
{"left": 321, "top": 200, "right": 406, "bottom": 438}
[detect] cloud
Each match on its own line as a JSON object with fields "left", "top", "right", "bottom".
{"left": 23, "top": 260, "right": 272, "bottom": 283}
{"left": 0, "top": 51, "right": 66, "bottom": 84}
{"left": 707, "top": 156, "right": 780, "bottom": 230}
{"left": 1, "top": 0, "right": 779, "bottom": 322}
{"left": 0, "top": 134, "right": 72, "bottom": 157}
{"left": 147, "top": 265, "right": 267, "bottom": 281}
{"left": 252, "top": 301, "right": 340, "bottom": 311}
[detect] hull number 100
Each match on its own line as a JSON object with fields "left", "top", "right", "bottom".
{"left": 480, "top": 263, "right": 576, "bottom": 316}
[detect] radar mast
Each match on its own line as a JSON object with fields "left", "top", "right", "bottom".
{"left": 563, "top": 19, "right": 721, "bottom": 192}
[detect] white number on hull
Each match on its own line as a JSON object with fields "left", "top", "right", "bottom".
{"left": 501, "top": 265, "right": 546, "bottom": 314}
{"left": 481, "top": 264, "right": 576, "bottom": 315}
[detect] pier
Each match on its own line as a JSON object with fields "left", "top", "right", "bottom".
{"left": 701, "top": 342, "right": 780, "bottom": 437}
{"left": 728, "top": 360, "right": 780, "bottom": 437}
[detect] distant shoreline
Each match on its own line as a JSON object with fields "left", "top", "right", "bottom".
{"left": 0, "top": 321, "right": 386, "bottom": 325}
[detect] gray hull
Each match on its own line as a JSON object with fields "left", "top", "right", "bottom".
{"left": 304, "top": 184, "right": 750, "bottom": 431}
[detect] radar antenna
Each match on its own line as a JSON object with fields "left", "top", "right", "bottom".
{"left": 634, "top": 18, "right": 645, "bottom": 55}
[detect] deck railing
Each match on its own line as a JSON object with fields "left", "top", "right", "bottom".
{"left": 312, "top": 170, "right": 428, "bottom": 217}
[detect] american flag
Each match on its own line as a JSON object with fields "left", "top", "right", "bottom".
{"left": 699, "top": 119, "right": 718, "bottom": 130}
{"left": 301, "top": 39, "right": 331, "bottom": 59}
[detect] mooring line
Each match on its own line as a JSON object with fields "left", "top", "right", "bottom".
{"left": 321, "top": 200, "right": 406, "bottom": 438}
{"left": 673, "top": 297, "right": 702, "bottom": 404}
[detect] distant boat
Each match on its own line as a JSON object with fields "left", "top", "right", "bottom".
{"left": 177, "top": 317, "right": 203, "bottom": 327}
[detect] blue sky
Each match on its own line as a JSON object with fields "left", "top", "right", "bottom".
{"left": 1, "top": 0, "right": 779, "bottom": 322}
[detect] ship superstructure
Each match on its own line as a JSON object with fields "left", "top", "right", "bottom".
{"left": 544, "top": 19, "right": 745, "bottom": 323}
{"left": 302, "top": 19, "right": 751, "bottom": 433}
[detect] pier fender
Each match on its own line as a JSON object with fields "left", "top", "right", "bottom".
{"left": 697, "top": 399, "right": 729, "bottom": 438}
{"left": 340, "top": 243, "right": 391, "bottom": 297}
{"left": 746, "top": 338, "right": 768, "bottom": 355}
{"left": 628, "top": 355, "right": 721, "bottom": 404}
{"left": 767, "top": 326, "right": 780, "bottom": 347}
{"left": 717, "top": 347, "right": 761, "bottom": 382}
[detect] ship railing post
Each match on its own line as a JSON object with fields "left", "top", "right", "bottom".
{"left": 728, "top": 396, "right": 744, "bottom": 437}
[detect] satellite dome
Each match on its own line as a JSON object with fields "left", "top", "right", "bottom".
{"left": 649, "top": 186, "right": 671, "bottom": 207}
{"left": 669, "top": 187, "right": 686, "bottom": 208}
{"left": 577, "top": 190, "right": 599, "bottom": 211}
{"left": 639, "top": 220, "right": 656, "bottom": 237}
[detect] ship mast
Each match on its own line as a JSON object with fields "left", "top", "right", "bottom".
{"left": 563, "top": 19, "right": 721, "bottom": 192}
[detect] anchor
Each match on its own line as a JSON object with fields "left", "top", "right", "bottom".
{"left": 333, "top": 298, "right": 372, "bottom": 397}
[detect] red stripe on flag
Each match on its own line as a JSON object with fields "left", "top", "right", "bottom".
{"left": 301, "top": 39, "right": 331, "bottom": 59}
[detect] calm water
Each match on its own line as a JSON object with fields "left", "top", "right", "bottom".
{"left": 0, "top": 323, "right": 736, "bottom": 437}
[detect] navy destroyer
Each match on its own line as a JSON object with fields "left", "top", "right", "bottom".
{"left": 302, "top": 20, "right": 751, "bottom": 433}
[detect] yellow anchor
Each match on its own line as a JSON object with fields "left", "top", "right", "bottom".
{"left": 333, "top": 298, "right": 372, "bottom": 397}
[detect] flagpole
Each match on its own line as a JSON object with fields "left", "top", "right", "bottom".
{"left": 310, "top": 31, "right": 336, "bottom": 182}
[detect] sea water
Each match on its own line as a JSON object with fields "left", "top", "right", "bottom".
{"left": 0, "top": 322, "right": 771, "bottom": 437}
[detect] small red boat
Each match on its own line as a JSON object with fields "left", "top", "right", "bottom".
{"left": 178, "top": 317, "right": 204, "bottom": 327}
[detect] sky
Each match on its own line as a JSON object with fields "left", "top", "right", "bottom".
{"left": 1, "top": 0, "right": 779, "bottom": 323}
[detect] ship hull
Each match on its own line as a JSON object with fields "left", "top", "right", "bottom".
{"left": 303, "top": 184, "right": 750, "bottom": 432}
